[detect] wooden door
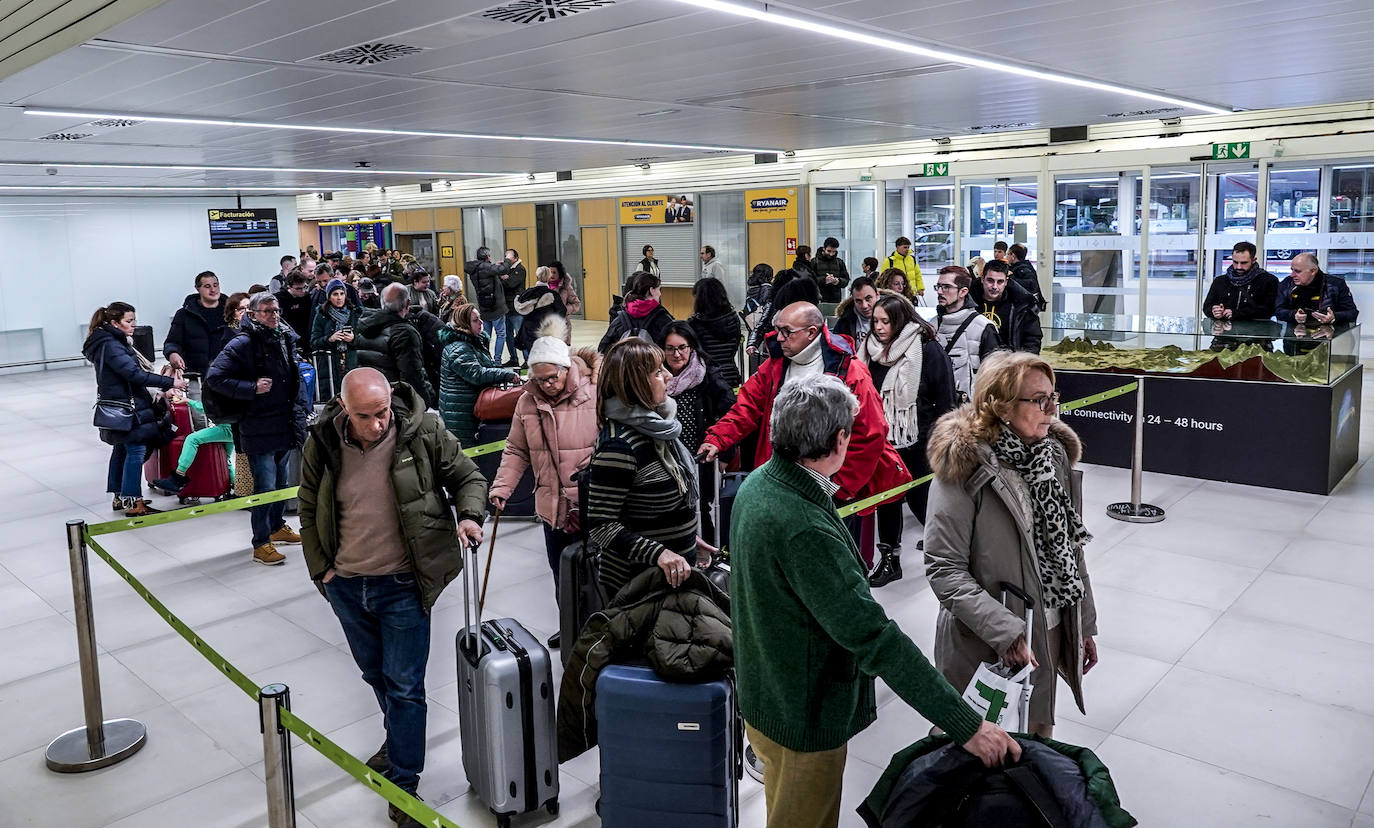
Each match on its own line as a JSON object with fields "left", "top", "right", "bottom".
{"left": 437, "top": 231, "right": 458, "bottom": 280}
{"left": 505, "top": 228, "right": 533, "bottom": 270}
{"left": 582, "top": 226, "right": 612, "bottom": 322}
{"left": 748, "top": 220, "right": 787, "bottom": 274}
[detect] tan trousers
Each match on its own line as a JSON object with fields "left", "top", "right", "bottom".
{"left": 746, "top": 724, "right": 848, "bottom": 828}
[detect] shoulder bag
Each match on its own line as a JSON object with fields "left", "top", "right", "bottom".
{"left": 92, "top": 346, "right": 136, "bottom": 432}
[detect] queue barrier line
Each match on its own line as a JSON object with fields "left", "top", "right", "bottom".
{"left": 83, "top": 532, "right": 261, "bottom": 699}
{"left": 278, "top": 708, "right": 464, "bottom": 828}
{"left": 85, "top": 439, "right": 509, "bottom": 536}
{"left": 833, "top": 380, "right": 1138, "bottom": 518}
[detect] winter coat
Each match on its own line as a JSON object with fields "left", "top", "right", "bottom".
{"left": 969, "top": 278, "right": 1043, "bottom": 354}
{"left": 500, "top": 262, "right": 527, "bottom": 314}
{"left": 1202, "top": 268, "right": 1279, "bottom": 321}
{"left": 862, "top": 337, "right": 957, "bottom": 449}
{"left": 935, "top": 299, "right": 1000, "bottom": 399}
{"left": 353, "top": 307, "right": 434, "bottom": 409}
{"left": 688, "top": 309, "right": 743, "bottom": 387}
{"left": 924, "top": 410, "right": 1096, "bottom": 726}
{"left": 298, "top": 382, "right": 489, "bottom": 612}
{"left": 204, "top": 320, "right": 308, "bottom": 455}
{"left": 437, "top": 325, "right": 518, "bottom": 446}
{"left": 812, "top": 250, "right": 851, "bottom": 303}
{"left": 84, "top": 325, "right": 175, "bottom": 446}
{"left": 309, "top": 304, "right": 362, "bottom": 401}
{"left": 163, "top": 293, "right": 228, "bottom": 376}
{"left": 1275, "top": 270, "right": 1360, "bottom": 324}
{"left": 597, "top": 301, "right": 675, "bottom": 353}
{"left": 405, "top": 285, "right": 439, "bottom": 316}
{"left": 552, "top": 277, "right": 581, "bottom": 317}
{"left": 669, "top": 360, "right": 736, "bottom": 454}
{"left": 743, "top": 276, "right": 773, "bottom": 328}
{"left": 1009, "top": 259, "right": 1046, "bottom": 309}
{"left": 859, "top": 734, "right": 1137, "bottom": 828}
{"left": 557, "top": 567, "right": 732, "bottom": 761}
{"left": 464, "top": 258, "right": 512, "bottom": 316}
{"left": 490, "top": 350, "right": 598, "bottom": 528}
{"left": 408, "top": 306, "right": 445, "bottom": 406}
{"left": 704, "top": 326, "right": 910, "bottom": 512}
{"left": 881, "top": 250, "right": 924, "bottom": 293}
{"left": 832, "top": 296, "right": 870, "bottom": 345}
{"left": 512, "top": 285, "right": 569, "bottom": 352}
{"left": 274, "top": 288, "right": 314, "bottom": 341}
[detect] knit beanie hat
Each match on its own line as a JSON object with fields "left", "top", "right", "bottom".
{"left": 325, "top": 278, "right": 347, "bottom": 296}
{"left": 528, "top": 336, "right": 571, "bottom": 368}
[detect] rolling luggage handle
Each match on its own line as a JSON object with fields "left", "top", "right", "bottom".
{"left": 460, "top": 538, "right": 488, "bottom": 668}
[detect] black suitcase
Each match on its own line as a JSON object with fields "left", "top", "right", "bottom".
{"left": 133, "top": 325, "right": 155, "bottom": 363}
{"left": 472, "top": 421, "right": 536, "bottom": 518}
{"left": 558, "top": 468, "right": 607, "bottom": 664}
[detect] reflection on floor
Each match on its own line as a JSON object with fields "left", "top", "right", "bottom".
{"left": 3, "top": 327, "right": 1374, "bottom": 827}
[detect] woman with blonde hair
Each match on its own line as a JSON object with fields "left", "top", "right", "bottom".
{"left": 924, "top": 350, "right": 1097, "bottom": 737}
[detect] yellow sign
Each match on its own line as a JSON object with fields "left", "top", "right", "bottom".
{"left": 744, "top": 188, "right": 799, "bottom": 221}
{"left": 440, "top": 245, "right": 455, "bottom": 259}
{"left": 619, "top": 195, "right": 669, "bottom": 224}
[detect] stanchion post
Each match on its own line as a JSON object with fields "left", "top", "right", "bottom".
{"left": 260, "top": 683, "right": 297, "bottom": 828}
{"left": 46, "top": 519, "right": 148, "bottom": 773}
{"left": 1107, "top": 377, "right": 1166, "bottom": 524}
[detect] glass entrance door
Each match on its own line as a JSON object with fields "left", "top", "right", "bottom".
{"left": 961, "top": 179, "right": 1039, "bottom": 266}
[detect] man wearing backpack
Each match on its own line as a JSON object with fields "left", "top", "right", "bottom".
{"left": 205, "top": 292, "right": 310, "bottom": 566}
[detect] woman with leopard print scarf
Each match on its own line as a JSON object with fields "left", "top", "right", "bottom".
{"left": 923, "top": 351, "right": 1099, "bottom": 738}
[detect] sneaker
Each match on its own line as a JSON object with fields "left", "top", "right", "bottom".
{"left": 270, "top": 525, "right": 302, "bottom": 544}
{"left": 365, "top": 742, "right": 389, "bottom": 774}
{"left": 124, "top": 499, "right": 162, "bottom": 517}
{"left": 744, "top": 743, "right": 765, "bottom": 783}
{"left": 388, "top": 794, "right": 424, "bottom": 826}
{"left": 546, "top": 631, "right": 561, "bottom": 649}
{"left": 253, "top": 543, "right": 286, "bottom": 566}
{"left": 151, "top": 472, "right": 188, "bottom": 494}
{"left": 111, "top": 495, "right": 124, "bottom": 512}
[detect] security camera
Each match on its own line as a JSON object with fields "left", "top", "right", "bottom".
{"left": 45, "top": 167, "right": 57, "bottom": 176}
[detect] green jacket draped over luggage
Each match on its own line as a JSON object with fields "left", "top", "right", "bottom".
{"left": 298, "top": 382, "right": 488, "bottom": 612}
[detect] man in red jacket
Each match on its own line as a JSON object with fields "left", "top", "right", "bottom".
{"left": 698, "top": 302, "right": 910, "bottom": 521}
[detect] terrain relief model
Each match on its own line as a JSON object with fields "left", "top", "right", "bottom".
{"left": 1043, "top": 337, "right": 1336, "bottom": 384}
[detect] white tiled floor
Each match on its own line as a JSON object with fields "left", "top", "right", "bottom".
{"left": 5, "top": 332, "right": 1374, "bottom": 826}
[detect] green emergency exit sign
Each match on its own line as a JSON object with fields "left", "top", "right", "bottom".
{"left": 914, "top": 162, "right": 950, "bottom": 177}
{"left": 1212, "top": 141, "right": 1251, "bottom": 160}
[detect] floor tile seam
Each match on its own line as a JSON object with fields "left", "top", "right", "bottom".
{"left": 96, "top": 764, "right": 253, "bottom": 828}
{"left": 1088, "top": 571, "right": 1260, "bottom": 611}
{"left": 1104, "top": 733, "right": 1361, "bottom": 817}
{"left": 1105, "top": 537, "right": 1283, "bottom": 572}
{"left": 1223, "top": 601, "right": 1374, "bottom": 651}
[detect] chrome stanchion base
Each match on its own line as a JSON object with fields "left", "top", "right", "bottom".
{"left": 1106, "top": 502, "right": 1166, "bottom": 524}
{"left": 45, "top": 718, "right": 147, "bottom": 772}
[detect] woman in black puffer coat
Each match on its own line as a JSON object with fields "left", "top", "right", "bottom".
{"left": 512, "top": 267, "right": 570, "bottom": 354}
{"left": 84, "top": 302, "right": 187, "bottom": 517}
{"left": 686, "top": 276, "right": 743, "bottom": 388}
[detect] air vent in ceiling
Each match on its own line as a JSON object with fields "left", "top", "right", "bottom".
{"left": 89, "top": 118, "right": 143, "bottom": 129}
{"left": 315, "top": 43, "right": 424, "bottom": 65}
{"left": 481, "top": 0, "right": 616, "bottom": 25}
{"left": 968, "top": 122, "right": 1034, "bottom": 132}
{"left": 1105, "top": 107, "right": 1183, "bottom": 119}
{"left": 38, "top": 132, "right": 92, "bottom": 141}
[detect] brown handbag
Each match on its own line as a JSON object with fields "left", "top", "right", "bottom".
{"left": 474, "top": 384, "right": 523, "bottom": 421}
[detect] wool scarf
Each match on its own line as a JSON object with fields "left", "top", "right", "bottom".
{"left": 665, "top": 351, "right": 706, "bottom": 396}
{"left": 991, "top": 426, "right": 1091, "bottom": 609}
{"left": 323, "top": 301, "right": 352, "bottom": 330}
{"left": 602, "top": 395, "right": 700, "bottom": 507}
{"left": 863, "top": 324, "right": 924, "bottom": 448}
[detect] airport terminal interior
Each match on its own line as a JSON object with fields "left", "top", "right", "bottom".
{"left": 6, "top": 0, "right": 1374, "bottom": 826}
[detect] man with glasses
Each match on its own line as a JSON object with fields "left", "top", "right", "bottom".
{"left": 206, "top": 292, "right": 309, "bottom": 566}
{"left": 933, "top": 266, "right": 1000, "bottom": 399}
{"left": 812, "top": 236, "right": 851, "bottom": 303}
{"left": 164, "top": 270, "right": 228, "bottom": 376}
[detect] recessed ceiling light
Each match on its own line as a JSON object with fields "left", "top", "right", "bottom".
{"left": 666, "top": 0, "right": 1230, "bottom": 115}
{"left": 23, "top": 108, "right": 780, "bottom": 154}
{"left": 2, "top": 160, "right": 508, "bottom": 177}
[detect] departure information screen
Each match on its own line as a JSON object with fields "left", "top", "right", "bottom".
{"left": 208, "top": 208, "right": 279, "bottom": 249}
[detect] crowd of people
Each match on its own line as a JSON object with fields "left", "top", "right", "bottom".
{"left": 84, "top": 230, "right": 1112, "bottom": 828}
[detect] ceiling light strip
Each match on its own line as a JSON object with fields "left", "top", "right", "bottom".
{"left": 12, "top": 161, "right": 511, "bottom": 176}
{"left": 21, "top": 109, "right": 780, "bottom": 154}
{"left": 0, "top": 185, "right": 372, "bottom": 192}
{"left": 669, "top": 0, "right": 1231, "bottom": 116}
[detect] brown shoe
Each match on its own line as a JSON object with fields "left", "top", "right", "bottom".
{"left": 270, "top": 525, "right": 302, "bottom": 544}
{"left": 124, "top": 499, "right": 162, "bottom": 517}
{"left": 253, "top": 543, "right": 286, "bottom": 566}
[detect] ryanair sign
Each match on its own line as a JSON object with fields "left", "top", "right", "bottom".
{"left": 744, "top": 188, "right": 798, "bottom": 220}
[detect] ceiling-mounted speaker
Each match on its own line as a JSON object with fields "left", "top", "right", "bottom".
{"left": 754, "top": 153, "right": 778, "bottom": 164}
{"left": 1049, "top": 125, "right": 1089, "bottom": 144}
{"left": 419, "top": 182, "right": 433, "bottom": 192}
{"left": 556, "top": 170, "right": 573, "bottom": 181}
{"left": 322, "top": 192, "right": 333, "bottom": 201}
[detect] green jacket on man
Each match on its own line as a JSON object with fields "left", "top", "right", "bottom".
{"left": 299, "top": 382, "right": 488, "bottom": 611}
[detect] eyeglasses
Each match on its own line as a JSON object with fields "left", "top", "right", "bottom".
{"left": 256, "top": 308, "right": 282, "bottom": 316}
{"left": 775, "top": 325, "right": 816, "bottom": 340}
{"left": 532, "top": 373, "right": 564, "bottom": 386}
{"left": 934, "top": 283, "right": 960, "bottom": 292}
{"left": 1017, "top": 392, "right": 1060, "bottom": 413}
{"left": 664, "top": 344, "right": 692, "bottom": 354}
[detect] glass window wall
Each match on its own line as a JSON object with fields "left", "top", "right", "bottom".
{"left": 699, "top": 191, "right": 747, "bottom": 306}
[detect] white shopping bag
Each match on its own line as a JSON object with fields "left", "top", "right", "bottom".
{"left": 962, "top": 660, "right": 1033, "bottom": 732}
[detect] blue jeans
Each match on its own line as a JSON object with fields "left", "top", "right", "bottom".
{"left": 106, "top": 443, "right": 148, "bottom": 498}
{"left": 503, "top": 312, "right": 524, "bottom": 361}
{"left": 482, "top": 315, "right": 506, "bottom": 360}
{"left": 324, "top": 573, "right": 430, "bottom": 793}
{"left": 248, "top": 450, "right": 291, "bottom": 547}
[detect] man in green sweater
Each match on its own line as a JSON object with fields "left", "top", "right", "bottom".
{"left": 732, "top": 373, "right": 1019, "bottom": 828}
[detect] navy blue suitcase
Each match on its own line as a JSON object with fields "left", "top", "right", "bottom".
{"left": 595, "top": 664, "right": 740, "bottom": 827}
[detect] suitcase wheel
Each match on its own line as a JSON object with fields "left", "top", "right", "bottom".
{"left": 178, "top": 496, "right": 201, "bottom": 506}
{"left": 546, "top": 798, "right": 559, "bottom": 815}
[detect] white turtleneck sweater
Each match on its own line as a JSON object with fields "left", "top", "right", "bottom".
{"left": 783, "top": 333, "right": 825, "bottom": 383}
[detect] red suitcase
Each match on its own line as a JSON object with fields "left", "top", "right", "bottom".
{"left": 145, "top": 402, "right": 232, "bottom": 504}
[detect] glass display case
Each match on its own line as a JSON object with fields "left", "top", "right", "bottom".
{"left": 1043, "top": 313, "right": 1361, "bottom": 385}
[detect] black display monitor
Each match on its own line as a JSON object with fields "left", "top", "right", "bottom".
{"left": 208, "top": 208, "right": 279, "bottom": 249}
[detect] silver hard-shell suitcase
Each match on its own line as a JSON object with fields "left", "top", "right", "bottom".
{"left": 456, "top": 539, "right": 559, "bottom": 826}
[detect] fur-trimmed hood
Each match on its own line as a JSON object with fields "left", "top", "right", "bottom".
{"left": 927, "top": 404, "right": 1082, "bottom": 484}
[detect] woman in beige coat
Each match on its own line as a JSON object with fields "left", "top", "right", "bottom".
{"left": 924, "top": 350, "right": 1098, "bottom": 736}
{"left": 490, "top": 316, "right": 600, "bottom": 648}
